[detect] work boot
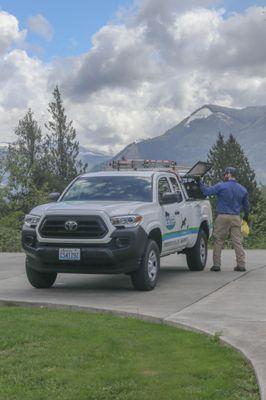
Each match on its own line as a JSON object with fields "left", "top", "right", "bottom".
{"left": 234, "top": 266, "right": 246, "bottom": 272}
{"left": 210, "top": 266, "right": 221, "bottom": 272}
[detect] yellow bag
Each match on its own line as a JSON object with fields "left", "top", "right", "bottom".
{"left": 241, "top": 220, "right": 250, "bottom": 237}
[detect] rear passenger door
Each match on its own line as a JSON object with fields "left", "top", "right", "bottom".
{"left": 157, "top": 176, "right": 181, "bottom": 254}
{"left": 169, "top": 176, "right": 190, "bottom": 249}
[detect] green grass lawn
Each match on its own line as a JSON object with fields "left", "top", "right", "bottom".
{"left": 0, "top": 307, "right": 259, "bottom": 400}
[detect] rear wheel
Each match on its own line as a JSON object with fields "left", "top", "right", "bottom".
{"left": 26, "top": 259, "right": 57, "bottom": 288}
{"left": 186, "top": 229, "right": 208, "bottom": 271}
{"left": 131, "top": 240, "right": 160, "bottom": 291}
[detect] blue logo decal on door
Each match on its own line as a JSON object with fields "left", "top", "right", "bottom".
{"left": 165, "top": 211, "right": 176, "bottom": 230}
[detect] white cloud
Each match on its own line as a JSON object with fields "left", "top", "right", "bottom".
{"left": 0, "top": 3, "right": 266, "bottom": 154}
{"left": 27, "top": 14, "right": 54, "bottom": 41}
{"left": 0, "top": 41, "right": 49, "bottom": 142}
{"left": 0, "top": 11, "right": 26, "bottom": 54}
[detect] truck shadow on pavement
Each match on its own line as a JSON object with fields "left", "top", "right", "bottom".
{"left": 52, "top": 266, "right": 192, "bottom": 291}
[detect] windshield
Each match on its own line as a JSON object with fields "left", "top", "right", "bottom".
{"left": 62, "top": 176, "right": 153, "bottom": 202}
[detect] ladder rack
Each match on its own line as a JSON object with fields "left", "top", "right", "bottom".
{"left": 109, "top": 159, "right": 189, "bottom": 174}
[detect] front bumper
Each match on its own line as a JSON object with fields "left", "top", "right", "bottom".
{"left": 22, "top": 226, "right": 147, "bottom": 274}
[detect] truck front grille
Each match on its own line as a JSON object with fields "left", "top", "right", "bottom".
{"left": 39, "top": 215, "right": 108, "bottom": 239}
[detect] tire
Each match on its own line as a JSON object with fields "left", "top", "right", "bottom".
{"left": 26, "top": 259, "right": 57, "bottom": 288}
{"left": 131, "top": 240, "right": 160, "bottom": 291}
{"left": 186, "top": 229, "right": 208, "bottom": 271}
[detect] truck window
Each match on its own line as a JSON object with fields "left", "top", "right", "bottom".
{"left": 62, "top": 176, "right": 153, "bottom": 202}
{"left": 169, "top": 177, "right": 183, "bottom": 202}
{"left": 158, "top": 177, "right": 171, "bottom": 202}
{"left": 181, "top": 177, "right": 206, "bottom": 200}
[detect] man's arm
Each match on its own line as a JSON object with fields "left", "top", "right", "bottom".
{"left": 199, "top": 181, "right": 221, "bottom": 197}
{"left": 242, "top": 192, "right": 250, "bottom": 222}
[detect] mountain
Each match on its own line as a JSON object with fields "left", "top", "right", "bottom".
{"left": 0, "top": 142, "right": 8, "bottom": 156}
{"left": 78, "top": 146, "right": 111, "bottom": 170}
{"left": 112, "top": 104, "right": 266, "bottom": 183}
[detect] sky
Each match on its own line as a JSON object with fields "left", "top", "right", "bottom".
{"left": 0, "top": 0, "right": 266, "bottom": 154}
{"left": 1, "top": 0, "right": 265, "bottom": 60}
{"left": 0, "top": 0, "right": 128, "bottom": 60}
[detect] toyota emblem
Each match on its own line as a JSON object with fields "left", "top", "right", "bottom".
{"left": 64, "top": 220, "right": 78, "bottom": 231}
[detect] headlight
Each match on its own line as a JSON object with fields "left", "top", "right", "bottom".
{"left": 110, "top": 215, "right": 143, "bottom": 228}
{"left": 24, "top": 214, "right": 41, "bottom": 228}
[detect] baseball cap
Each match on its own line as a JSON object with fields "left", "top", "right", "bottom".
{"left": 224, "top": 167, "right": 237, "bottom": 176}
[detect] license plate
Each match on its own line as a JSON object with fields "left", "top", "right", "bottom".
{"left": 59, "top": 248, "right": 80, "bottom": 261}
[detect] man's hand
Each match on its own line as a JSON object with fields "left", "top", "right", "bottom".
{"left": 243, "top": 213, "right": 249, "bottom": 223}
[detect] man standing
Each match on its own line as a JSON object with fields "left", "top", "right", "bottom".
{"left": 200, "top": 167, "right": 250, "bottom": 272}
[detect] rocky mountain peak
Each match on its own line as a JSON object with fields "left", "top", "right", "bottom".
{"left": 110, "top": 104, "right": 266, "bottom": 183}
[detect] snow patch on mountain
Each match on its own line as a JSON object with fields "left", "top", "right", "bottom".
{"left": 79, "top": 149, "right": 106, "bottom": 157}
{"left": 79, "top": 145, "right": 112, "bottom": 158}
{"left": 185, "top": 107, "right": 213, "bottom": 127}
{"left": 216, "top": 112, "right": 231, "bottom": 122}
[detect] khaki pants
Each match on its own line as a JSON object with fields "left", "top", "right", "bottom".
{"left": 213, "top": 214, "right": 246, "bottom": 268}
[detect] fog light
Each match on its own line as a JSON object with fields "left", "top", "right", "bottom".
{"left": 115, "top": 238, "right": 123, "bottom": 248}
{"left": 115, "top": 238, "right": 130, "bottom": 248}
{"left": 25, "top": 235, "right": 35, "bottom": 247}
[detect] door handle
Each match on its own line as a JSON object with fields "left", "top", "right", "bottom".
{"left": 175, "top": 211, "right": 180, "bottom": 215}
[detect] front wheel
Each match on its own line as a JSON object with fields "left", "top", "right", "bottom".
{"left": 26, "top": 259, "right": 57, "bottom": 288}
{"left": 186, "top": 229, "right": 208, "bottom": 271}
{"left": 131, "top": 240, "right": 160, "bottom": 291}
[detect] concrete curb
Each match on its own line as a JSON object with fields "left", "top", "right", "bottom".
{"left": 0, "top": 298, "right": 262, "bottom": 400}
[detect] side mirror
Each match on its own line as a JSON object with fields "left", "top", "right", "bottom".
{"left": 161, "top": 192, "right": 180, "bottom": 205}
{"left": 48, "top": 192, "right": 60, "bottom": 202}
{"left": 175, "top": 191, "right": 183, "bottom": 203}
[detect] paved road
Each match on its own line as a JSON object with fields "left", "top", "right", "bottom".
{"left": 1, "top": 250, "right": 266, "bottom": 399}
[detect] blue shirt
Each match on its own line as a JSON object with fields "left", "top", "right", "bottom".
{"left": 200, "top": 180, "right": 250, "bottom": 215}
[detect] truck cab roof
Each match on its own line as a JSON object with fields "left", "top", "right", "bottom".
{"left": 80, "top": 170, "right": 177, "bottom": 179}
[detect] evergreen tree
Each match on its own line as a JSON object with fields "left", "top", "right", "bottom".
{"left": 246, "top": 188, "right": 266, "bottom": 248}
{"left": 0, "top": 156, "right": 5, "bottom": 184}
{"left": 206, "top": 132, "right": 227, "bottom": 183}
{"left": 5, "top": 109, "right": 48, "bottom": 212}
{"left": 45, "top": 86, "right": 87, "bottom": 191}
{"left": 206, "top": 133, "right": 259, "bottom": 208}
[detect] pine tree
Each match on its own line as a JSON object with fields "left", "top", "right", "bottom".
{"left": 246, "top": 188, "right": 266, "bottom": 248}
{"left": 45, "top": 86, "right": 87, "bottom": 191}
{"left": 5, "top": 109, "right": 48, "bottom": 212}
{"left": 206, "top": 133, "right": 259, "bottom": 208}
{"left": 206, "top": 132, "right": 227, "bottom": 183}
{"left": 7, "top": 109, "right": 43, "bottom": 185}
{"left": 0, "top": 156, "right": 5, "bottom": 184}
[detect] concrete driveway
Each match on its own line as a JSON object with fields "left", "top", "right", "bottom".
{"left": 1, "top": 250, "right": 266, "bottom": 399}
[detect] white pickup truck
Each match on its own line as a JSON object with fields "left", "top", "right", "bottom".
{"left": 22, "top": 160, "right": 213, "bottom": 291}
